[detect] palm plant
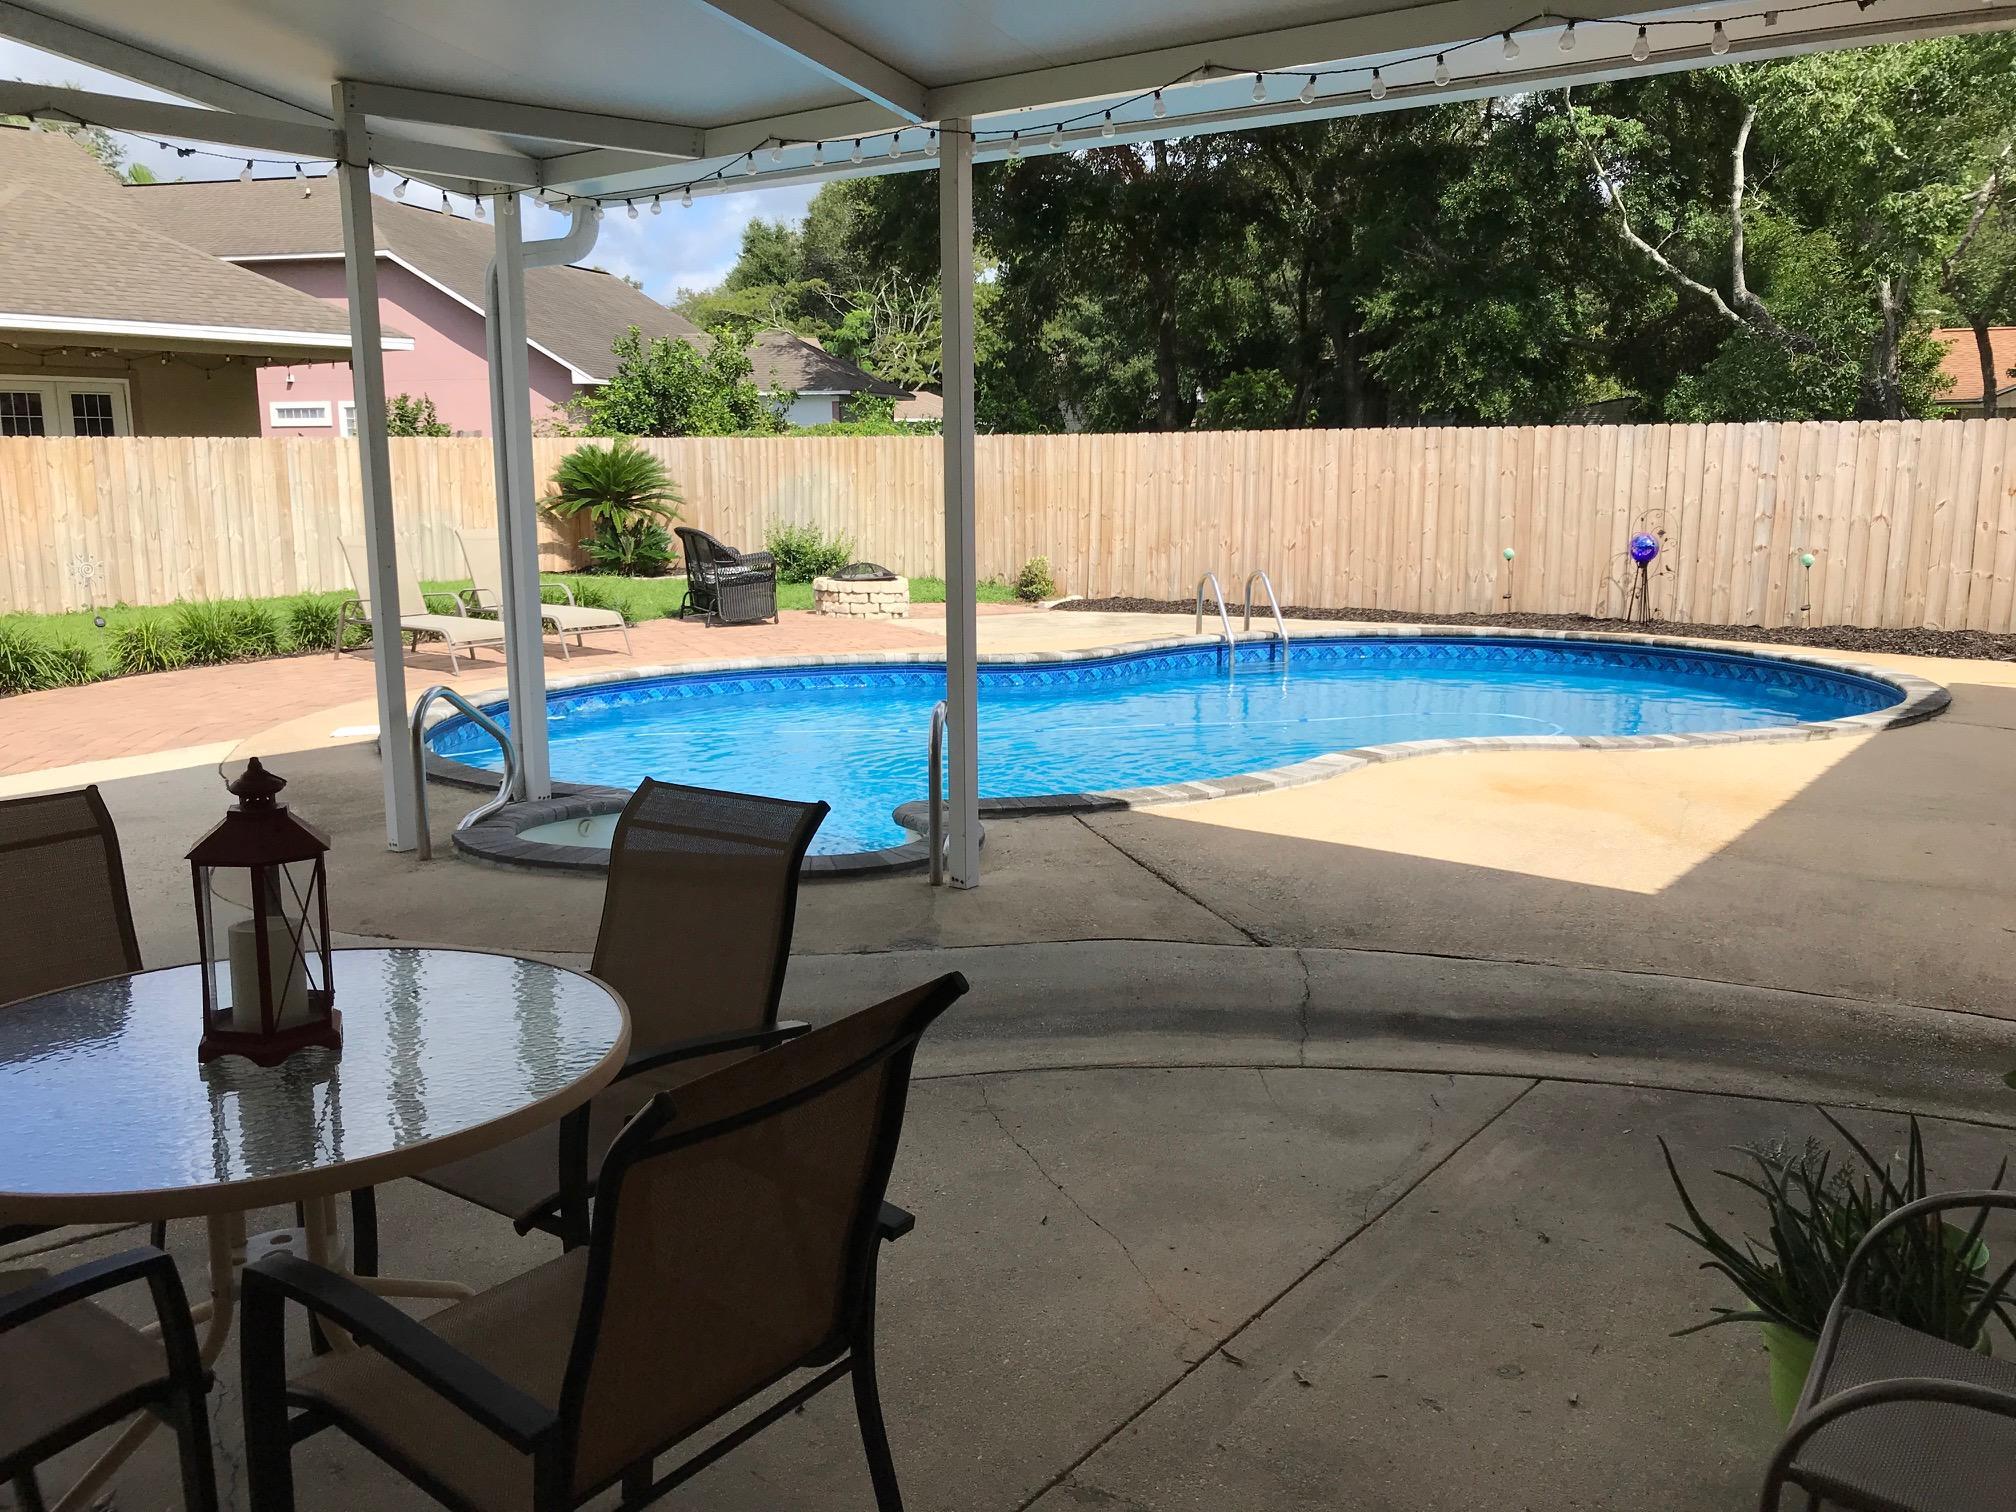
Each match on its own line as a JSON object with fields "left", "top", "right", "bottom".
{"left": 1663, "top": 1110, "right": 2015, "bottom": 1346}
{"left": 541, "top": 438, "right": 683, "bottom": 576}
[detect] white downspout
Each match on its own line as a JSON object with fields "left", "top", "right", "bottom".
{"left": 485, "top": 197, "right": 599, "bottom": 800}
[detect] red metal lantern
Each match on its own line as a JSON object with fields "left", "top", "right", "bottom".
{"left": 187, "top": 758, "right": 340, "bottom": 1065}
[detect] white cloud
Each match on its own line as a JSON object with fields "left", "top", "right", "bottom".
{"left": 2, "top": 39, "right": 821, "bottom": 302}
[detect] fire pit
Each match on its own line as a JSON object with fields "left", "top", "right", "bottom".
{"left": 814, "top": 562, "right": 909, "bottom": 619}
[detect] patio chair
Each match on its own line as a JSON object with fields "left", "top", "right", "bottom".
{"left": 406, "top": 779, "right": 829, "bottom": 1249}
{"left": 2, "top": 1247, "right": 218, "bottom": 1512}
{"left": 241, "top": 970, "right": 969, "bottom": 1512}
{"left": 336, "top": 534, "right": 506, "bottom": 675}
{"left": 453, "top": 528, "right": 632, "bottom": 660}
{"left": 0, "top": 785, "right": 161, "bottom": 1253}
{"left": 1759, "top": 1190, "right": 2016, "bottom": 1511}
{"left": 674, "top": 526, "right": 779, "bottom": 626}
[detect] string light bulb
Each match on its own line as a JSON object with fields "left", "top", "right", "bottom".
{"left": 1502, "top": 30, "right": 1520, "bottom": 60}
{"left": 1152, "top": 89, "right": 1166, "bottom": 118}
{"left": 1252, "top": 72, "right": 1268, "bottom": 103}
{"left": 770, "top": 142, "right": 783, "bottom": 162}
{"left": 1299, "top": 75, "right": 1316, "bottom": 104}
{"left": 292, "top": 161, "right": 304, "bottom": 181}
{"left": 1103, "top": 110, "right": 1116, "bottom": 137}
{"left": 1008, "top": 130, "right": 1021, "bottom": 158}
{"left": 742, "top": 153, "right": 757, "bottom": 174}
{"left": 626, "top": 199, "right": 638, "bottom": 219}
{"left": 927, "top": 130, "right": 939, "bottom": 159}
{"left": 680, "top": 185, "right": 693, "bottom": 207}
{"left": 1049, "top": 125, "right": 1063, "bottom": 150}
{"left": 471, "top": 196, "right": 485, "bottom": 219}
{"left": 371, "top": 163, "right": 384, "bottom": 179}
{"left": 1434, "top": 54, "right": 1450, "bottom": 86}
{"left": 887, "top": 134, "right": 902, "bottom": 158}
{"left": 393, "top": 176, "right": 408, "bottom": 199}
{"left": 850, "top": 138, "right": 863, "bottom": 163}
{"left": 1711, "top": 19, "right": 1729, "bottom": 52}
{"left": 813, "top": 141, "right": 825, "bottom": 165}
{"left": 651, "top": 193, "right": 663, "bottom": 214}
{"left": 1560, "top": 20, "right": 1576, "bottom": 50}
{"left": 239, "top": 160, "right": 254, "bottom": 183}
{"left": 1369, "top": 68, "right": 1385, "bottom": 100}
{"left": 1632, "top": 25, "right": 1650, "bottom": 60}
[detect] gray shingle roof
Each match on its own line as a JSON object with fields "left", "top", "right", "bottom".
{"left": 133, "top": 173, "right": 907, "bottom": 394}
{"left": 0, "top": 127, "right": 374, "bottom": 353}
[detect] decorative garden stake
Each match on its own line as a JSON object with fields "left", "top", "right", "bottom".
{"left": 188, "top": 759, "right": 340, "bottom": 1065}
{"left": 1625, "top": 533, "right": 1660, "bottom": 623}
{"left": 1501, "top": 546, "right": 1515, "bottom": 609}
{"left": 1798, "top": 551, "right": 1816, "bottom": 627}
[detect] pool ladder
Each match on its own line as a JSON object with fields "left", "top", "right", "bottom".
{"left": 927, "top": 699, "right": 948, "bottom": 886}
{"left": 1196, "top": 570, "right": 1290, "bottom": 674}
{"left": 409, "top": 685, "right": 519, "bottom": 861}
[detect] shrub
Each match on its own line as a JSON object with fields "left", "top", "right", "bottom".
{"left": 764, "top": 522, "right": 855, "bottom": 584}
{"left": 0, "top": 621, "right": 48, "bottom": 694}
{"left": 35, "top": 640, "right": 99, "bottom": 688}
{"left": 579, "top": 521, "right": 674, "bottom": 577}
{"left": 173, "top": 601, "right": 245, "bottom": 665}
{"left": 1015, "top": 556, "right": 1056, "bottom": 602}
{"left": 542, "top": 438, "right": 683, "bottom": 576}
{"left": 227, "top": 601, "right": 285, "bottom": 657}
{"left": 109, "top": 616, "right": 187, "bottom": 675}
{"left": 286, "top": 595, "right": 345, "bottom": 651}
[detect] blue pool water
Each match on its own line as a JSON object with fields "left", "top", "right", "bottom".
{"left": 431, "top": 637, "right": 1898, "bottom": 857}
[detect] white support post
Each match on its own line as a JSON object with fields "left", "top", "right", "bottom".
{"left": 333, "top": 82, "right": 418, "bottom": 852}
{"left": 486, "top": 192, "right": 552, "bottom": 799}
{"left": 939, "top": 117, "right": 981, "bottom": 887}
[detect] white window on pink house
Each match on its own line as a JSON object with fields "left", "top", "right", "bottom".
{"left": 270, "top": 399, "right": 333, "bottom": 427}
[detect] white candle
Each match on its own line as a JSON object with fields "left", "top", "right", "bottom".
{"left": 226, "top": 915, "right": 313, "bottom": 1029}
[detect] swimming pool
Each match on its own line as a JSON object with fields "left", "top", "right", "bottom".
{"left": 428, "top": 632, "right": 1921, "bottom": 865}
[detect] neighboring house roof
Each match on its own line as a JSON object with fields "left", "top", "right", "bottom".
{"left": 1931, "top": 326, "right": 2016, "bottom": 405}
{"left": 134, "top": 174, "right": 905, "bottom": 397}
{"left": 894, "top": 389, "right": 944, "bottom": 422}
{"left": 0, "top": 127, "right": 403, "bottom": 360}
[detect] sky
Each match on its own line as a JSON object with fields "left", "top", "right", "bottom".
{"left": 0, "top": 39, "right": 818, "bottom": 302}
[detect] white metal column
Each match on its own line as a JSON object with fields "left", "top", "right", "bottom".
{"left": 485, "top": 192, "right": 551, "bottom": 798}
{"left": 333, "top": 82, "right": 417, "bottom": 851}
{"left": 939, "top": 117, "right": 981, "bottom": 886}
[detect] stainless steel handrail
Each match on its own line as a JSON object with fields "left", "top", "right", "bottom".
{"left": 409, "top": 685, "right": 520, "bottom": 861}
{"left": 1194, "top": 572, "right": 1236, "bottom": 673}
{"left": 1243, "top": 570, "right": 1289, "bottom": 647}
{"left": 927, "top": 699, "right": 948, "bottom": 886}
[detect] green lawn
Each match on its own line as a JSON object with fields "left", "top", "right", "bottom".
{"left": 0, "top": 572, "right": 1020, "bottom": 694}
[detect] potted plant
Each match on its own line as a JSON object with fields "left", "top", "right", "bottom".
{"left": 1663, "top": 1111, "right": 2012, "bottom": 1423}
{"left": 541, "top": 437, "right": 683, "bottom": 576}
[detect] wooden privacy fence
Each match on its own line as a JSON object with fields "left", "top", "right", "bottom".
{"left": 3, "top": 421, "right": 2015, "bottom": 629}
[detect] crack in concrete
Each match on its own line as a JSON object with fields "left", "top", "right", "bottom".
{"left": 976, "top": 1078, "right": 1198, "bottom": 1339}
{"left": 1291, "top": 948, "right": 1312, "bottom": 1066}
{"left": 1071, "top": 816, "right": 1270, "bottom": 946}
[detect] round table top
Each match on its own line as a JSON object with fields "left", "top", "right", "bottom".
{"left": 0, "top": 946, "right": 630, "bottom": 1224}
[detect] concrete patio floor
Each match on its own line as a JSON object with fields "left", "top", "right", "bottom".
{"left": 7, "top": 608, "right": 2016, "bottom": 1510}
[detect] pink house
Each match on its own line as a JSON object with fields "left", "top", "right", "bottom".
{"left": 136, "top": 174, "right": 908, "bottom": 435}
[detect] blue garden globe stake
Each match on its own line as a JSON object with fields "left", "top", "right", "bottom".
{"left": 1626, "top": 534, "right": 1660, "bottom": 623}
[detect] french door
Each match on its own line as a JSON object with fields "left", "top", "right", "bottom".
{"left": 0, "top": 378, "right": 132, "bottom": 437}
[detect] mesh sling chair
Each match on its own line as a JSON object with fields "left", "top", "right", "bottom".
{"left": 2, "top": 1247, "right": 218, "bottom": 1512}
{"left": 242, "top": 970, "right": 969, "bottom": 1512}
{"left": 0, "top": 786, "right": 160, "bottom": 1253}
{"left": 674, "top": 527, "right": 779, "bottom": 626}
{"left": 1759, "top": 1190, "right": 2016, "bottom": 1512}
{"left": 0, "top": 785, "right": 377, "bottom": 1271}
{"left": 406, "top": 779, "right": 829, "bottom": 1249}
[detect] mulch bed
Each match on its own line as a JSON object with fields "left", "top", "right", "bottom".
{"left": 1058, "top": 598, "right": 2016, "bottom": 663}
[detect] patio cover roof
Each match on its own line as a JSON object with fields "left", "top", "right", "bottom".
{"left": 0, "top": 0, "right": 2006, "bottom": 205}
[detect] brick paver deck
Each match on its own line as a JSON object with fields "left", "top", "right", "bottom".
{"left": 1, "top": 609, "right": 975, "bottom": 776}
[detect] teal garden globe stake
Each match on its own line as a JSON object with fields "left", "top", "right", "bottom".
{"left": 1798, "top": 550, "right": 1817, "bottom": 627}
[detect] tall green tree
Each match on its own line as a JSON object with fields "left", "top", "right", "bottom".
{"left": 572, "top": 325, "right": 785, "bottom": 437}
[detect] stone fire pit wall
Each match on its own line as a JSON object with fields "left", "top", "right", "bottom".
{"left": 813, "top": 575, "right": 910, "bottom": 619}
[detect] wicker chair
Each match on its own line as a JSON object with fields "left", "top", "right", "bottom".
{"left": 674, "top": 526, "right": 779, "bottom": 625}
{"left": 242, "top": 971, "right": 969, "bottom": 1512}
{"left": 1759, "top": 1191, "right": 2016, "bottom": 1511}
{"left": 2, "top": 1248, "right": 218, "bottom": 1512}
{"left": 410, "top": 779, "right": 829, "bottom": 1248}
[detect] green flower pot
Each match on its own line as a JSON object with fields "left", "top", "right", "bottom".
{"left": 1762, "top": 1324, "right": 1816, "bottom": 1426}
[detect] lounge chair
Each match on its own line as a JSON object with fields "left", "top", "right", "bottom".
{"left": 336, "top": 534, "right": 505, "bottom": 675}
{"left": 675, "top": 526, "right": 779, "bottom": 626}
{"left": 242, "top": 971, "right": 969, "bottom": 1512}
{"left": 454, "top": 528, "right": 632, "bottom": 660}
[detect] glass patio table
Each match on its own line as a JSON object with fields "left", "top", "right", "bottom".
{"left": 0, "top": 945, "right": 630, "bottom": 1511}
